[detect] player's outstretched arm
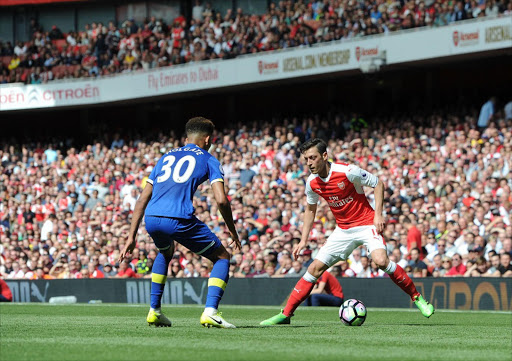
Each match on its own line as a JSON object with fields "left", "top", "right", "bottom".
{"left": 293, "top": 202, "right": 317, "bottom": 260}
{"left": 212, "top": 182, "right": 241, "bottom": 250}
{"left": 118, "top": 183, "right": 153, "bottom": 262}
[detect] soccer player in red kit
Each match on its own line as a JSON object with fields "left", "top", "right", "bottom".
{"left": 260, "top": 139, "right": 434, "bottom": 325}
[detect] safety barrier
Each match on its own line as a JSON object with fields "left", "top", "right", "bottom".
{"left": 5, "top": 277, "right": 511, "bottom": 310}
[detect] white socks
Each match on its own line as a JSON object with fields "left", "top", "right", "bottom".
{"left": 303, "top": 271, "right": 318, "bottom": 283}
{"left": 204, "top": 307, "right": 217, "bottom": 316}
{"left": 150, "top": 307, "right": 161, "bottom": 314}
{"left": 384, "top": 260, "right": 397, "bottom": 275}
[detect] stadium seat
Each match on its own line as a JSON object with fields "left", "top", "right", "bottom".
{"left": 52, "top": 39, "right": 68, "bottom": 52}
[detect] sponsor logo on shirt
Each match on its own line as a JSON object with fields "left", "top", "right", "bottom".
{"left": 328, "top": 196, "right": 353, "bottom": 208}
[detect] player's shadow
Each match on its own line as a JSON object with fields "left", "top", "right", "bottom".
{"left": 237, "top": 325, "right": 308, "bottom": 329}
{"left": 400, "top": 323, "right": 456, "bottom": 326}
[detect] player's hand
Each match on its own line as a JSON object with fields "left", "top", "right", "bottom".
{"left": 374, "top": 214, "right": 385, "bottom": 234}
{"left": 228, "top": 233, "right": 241, "bottom": 250}
{"left": 292, "top": 241, "right": 307, "bottom": 260}
{"left": 118, "top": 237, "right": 136, "bottom": 263}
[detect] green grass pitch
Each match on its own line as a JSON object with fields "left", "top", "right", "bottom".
{"left": 1, "top": 304, "right": 511, "bottom": 361}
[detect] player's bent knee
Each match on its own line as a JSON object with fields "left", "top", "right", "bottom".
{"left": 374, "top": 256, "right": 388, "bottom": 269}
{"left": 307, "top": 260, "right": 329, "bottom": 278}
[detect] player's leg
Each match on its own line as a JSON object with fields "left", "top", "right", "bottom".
{"left": 177, "top": 217, "right": 235, "bottom": 328}
{"left": 367, "top": 228, "right": 434, "bottom": 318}
{"left": 260, "top": 259, "right": 329, "bottom": 325}
{"left": 200, "top": 245, "right": 235, "bottom": 328}
{"left": 145, "top": 216, "right": 175, "bottom": 327}
{"left": 260, "top": 227, "right": 350, "bottom": 325}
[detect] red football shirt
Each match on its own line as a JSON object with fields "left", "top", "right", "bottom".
{"left": 319, "top": 271, "right": 344, "bottom": 299}
{"left": 306, "top": 163, "right": 379, "bottom": 229}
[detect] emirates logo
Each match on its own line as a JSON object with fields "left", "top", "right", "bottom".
{"left": 453, "top": 31, "right": 459, "bottom": 46}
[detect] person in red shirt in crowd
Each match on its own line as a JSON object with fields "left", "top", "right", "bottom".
{"left": 0, "top": 279, "right": 13, "bottom": 302}
{"left": 304, "top": 267, "right": 344, "bottom": 307}
{"left": 115, "top": 260, "right": 136, "bottom": 278}
{"left": 87, "top": 262, "right": 104, "bottom": 279}
{"left": 403, "top": 216, "right": 422, "bottom": 257}
{"left": 445, "top": 254, "right": 467, "bottom": 276}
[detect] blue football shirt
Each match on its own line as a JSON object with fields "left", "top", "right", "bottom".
{"left": 145, "top": 143, "right": 224, "bottom": 219}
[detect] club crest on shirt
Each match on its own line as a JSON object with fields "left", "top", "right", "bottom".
{"left": 338, "top": 182, "right": 345, "bottom": 190}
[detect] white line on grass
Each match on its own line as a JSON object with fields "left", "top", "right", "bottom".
{"left": 1, "top": 303, "right": 511, "bottom": 314}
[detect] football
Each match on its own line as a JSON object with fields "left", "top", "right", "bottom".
{"left": 339, "top": 299, "right": 367, "bottom": 326}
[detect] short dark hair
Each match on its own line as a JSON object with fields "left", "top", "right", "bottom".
{"left": 185, "top": 117, "right": 214, "bottom": 137}
{"left": 299, "top": 138, "right": 327, "bottom": 154}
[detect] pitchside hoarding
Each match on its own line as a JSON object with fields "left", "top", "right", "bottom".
{"left": 1, "top": 16, "right": 510, "bottom": 111}
{"left": 5, "top": 278, "right": 512, "bottom": 311}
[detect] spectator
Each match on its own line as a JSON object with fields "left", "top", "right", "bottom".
{"left": 88, "top": 261, "right": 105, "bottom": 279}
{"left": 403, "top": 216, "right": 423, "bottom": 257}
{"left": 464, "top": 256, "right": 489, "bottom": 277}
{"left": 356, "top": 256, "right": 372, "bottom": 278}
{"left": 168, "top": 261, "right": 184, "bottom": 278}
{"left": 478, "top": 97, "right": 496, "bottom": 129}
{"left": 492, "top": 253, "right": 512, "bottom": 277}
{"left": 445, "top": 253, "right": 467, "bottom": 276}
{"left": 505, "top": 99, "right": 512, "bottom": 120}
{"left": 115, "top": 260, "right": 136, "bottom": 278}
{"left": 408, "top": 248, "right": 428, "bottom": 277}
{"left": 304, "top": 268, "right": 344, "bottom": 307}
{"left": 102, "top": 263, "right": 118, "bottom": 278}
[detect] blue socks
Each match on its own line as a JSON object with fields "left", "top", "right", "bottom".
{"left": 205, "top": 258, "right": 229, "bottom": 310}
{"left": 150, "top": 252, "right": 171, "bottom": 309}
{"left": 150, "top": 254, "right": 230, "bottom": 312}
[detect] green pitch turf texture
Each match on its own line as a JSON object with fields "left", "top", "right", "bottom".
{"left": 1, "top": 304, "right": 510, "bottom": 361}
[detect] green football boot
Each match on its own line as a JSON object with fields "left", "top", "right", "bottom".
{"left": 260, "top": 310, "right": 291, "bottom": 326}
{"left": 413, "top": 294, "right": 435, "bottom": 318}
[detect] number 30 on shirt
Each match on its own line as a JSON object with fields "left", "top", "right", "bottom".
{"left": 157, "top": 155, "right": 197, "bottom": 183}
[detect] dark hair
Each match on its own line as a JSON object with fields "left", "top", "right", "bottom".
{"left": 185, "top": 117, "right": 214, "bottom": 137}
{"left": 299, "top": 138, "right": 327, "bottom": 155}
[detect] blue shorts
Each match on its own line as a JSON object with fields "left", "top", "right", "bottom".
{"left": 145, "top": 215, "right": 221, "bottom": 257}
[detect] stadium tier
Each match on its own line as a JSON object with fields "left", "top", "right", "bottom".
{"left": 0, "top": 0, "right": 511, "bottom": 85}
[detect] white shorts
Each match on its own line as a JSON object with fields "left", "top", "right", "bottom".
{"left": 315, "top": 225, "right": 386, "bottom": 268}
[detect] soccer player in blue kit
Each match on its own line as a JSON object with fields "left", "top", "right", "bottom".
{"left": 119, "top": 117, "right": 241, "bottom": 328}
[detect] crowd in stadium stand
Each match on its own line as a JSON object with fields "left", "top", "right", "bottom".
{"left": 1, "top": 98, "right": 512, "bottom": 280}
{"left": 1, "top": 0, "right": 511, "bottom": 84}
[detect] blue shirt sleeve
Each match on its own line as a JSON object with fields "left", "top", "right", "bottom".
{"left": 147, "top": 161, "right": 159, "bottom": 185}
{"left": 207, "top": 156, "right": 224, "bottom": 185}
